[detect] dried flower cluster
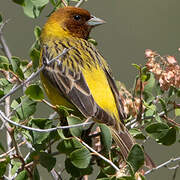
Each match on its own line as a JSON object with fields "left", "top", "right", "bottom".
{"left": 145, "top": 49, "right": 180, "bottom": 91}
{"left": 117, "top": 82, "right": 144, "bottom": 117}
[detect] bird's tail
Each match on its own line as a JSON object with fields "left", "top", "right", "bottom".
{"left": 110, "top": 127, "right": 155, "bottom": 169}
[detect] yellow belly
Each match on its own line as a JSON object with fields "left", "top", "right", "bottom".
{"left": 82, "top": 65, "right": 119, "bottom": 120}
{"left": 40, "top": 73, "right": 75, "bottom": 110}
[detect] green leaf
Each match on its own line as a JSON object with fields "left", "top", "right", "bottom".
{"left": 145, "top": 122, "right": 169, "bottom": 140}
{"left": 175, "top": 108, "right": 180, "bottom": 117}
{"left": 159, "top": 98, "right": 167, "bottom": 114}
{"left": 25, "top": 84, "right": 44, "bottom": 101}
{"left": 88, "top": 38, "right": 98, "bottom": 46}
{"left": 96, "top": 170, "right": 109, "bottom": 179}
{"left": 118, "top": 177, "right": 136, "bottom": 180}
{"left": 65, "top": 158, "right": 93, "bottom": 177}
{"left": 70, "top": 147, "right": 91, "bottom": 168}
{"left": 12, "top": 0, "right": 25, "bottom": 5}
{"left": 56, "top": 105, "right": 74, "bottom": 117}
{"left": 11, "top": 57, "right": 20, "bottom": 72}
{"left": 127, "top": 144, "right": 144, "bottom": 173}
{"left": 168, "top": 86, "right": 175, "bottom": 97}
{"left": 67, "top": 115, "right": 83, "bottom": 137}
{"left": 33, "top": 167, "right": 40, "bottom": 180}
{"left": 102, "top": 165, "right": 116, "bottom": 176}
{"left": 31, "top": 152, "right": 56, "bottom": 171}
{"left": 23, "top": 0, "right": 43, "bottom": 18}
{"left": 34, "top": 26, "right": 41, "bottom": 40}
{"left": 57, "top": 125, "right": 67, "bottom": 139}
{"left": 65, "top": 158, "right": 81, "bottom": 177}
{"left": 144, "top": 73, "right": 155, "bottom": 93}
{"left": 57, "top": 138, "right": 83, "bottom": 155}
{"left": 20, "top": 60, "right": 33, "bottom": 79}
{"left": 39, "top": 152, "right": 56, "bottom": 171}
{"left": 0, "top": 162, "right": 7, "bottom": 177}
{"left": 144, "top": 104, "right": 156, "bottom": 119}
{"left": 177, "top": 89, "right": 180, "bottom": 97}
{"left": 10, "top": 57, "right": 25, "bottom": 79}
{"left": 15, "top": 170, "right": 28, "bottom": 180}
{"left": 30, "top": 48, "right": 40, "bottom": 70}
{"left": 132, "top": 64, "right": 140, "bottom": 70}
{"left": 99, "top": 124, "right": 112, "bottom": 151}
{"left": 0, "top": 78, "right": 13, "bottom": 94}
{"left": 129, "top": 128, "right": 146, "bottom": 140}
{"left": 31, "top": 118, "right": 52, "bottom": 144}
{"left": 158, "top": 127, "right": 176, "bottom": 146}
{"left": 31, "top": 0, "right": 49, "bottom": 6}
{"left": 11, "top": 160, "right": 21, "bottom": 176}
{"left": 0, "top": 14, "right": 2, "bottom": 23}
{"left": 0, "top": 89, "right": 4, "bottom": 99}
{"left": 141, "top": 74, "right": 148, "bottom": 82}
{"left": 11, "top": 96, "right": 36, "bottom": 120}
{"left": 0, "top": 89, "right": 4, "bottom": 98}
{"left": 0, "top": 56, "right": 9, "bottom": 71}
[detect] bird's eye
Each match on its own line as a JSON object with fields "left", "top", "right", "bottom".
{"left": 73, "top": 15, "right": 81, "bottom": 21}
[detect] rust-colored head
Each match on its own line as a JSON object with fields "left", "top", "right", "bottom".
{"left": 42, "top": 6, "right": 105, "bottom": 40}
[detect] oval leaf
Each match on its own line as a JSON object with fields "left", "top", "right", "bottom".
{"left": 99, "top": 124, "right": 112, "bottom": 151}
{"left": 127, "top": 144, "right": 144, "bottom": 173}
{"left": 158, "top": 127, "right": 176, "bottom": 146}
{"left": 57, "top": 138, "right": 83, "bottom": 155}
{"left": 145, "top": 122, "right": 169, "bottom": 140}
{"left": 67, "top": 115, "right": 83, "bottom": 137}
{"left": 70, "top": 147, "right": 91, "bottom": 168}
{"left": 25, "top": 84, "right": 44, "bottom": 101}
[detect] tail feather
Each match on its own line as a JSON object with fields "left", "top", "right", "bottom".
{"left": 110, "top": 127, "right": 155, "bottom": 169}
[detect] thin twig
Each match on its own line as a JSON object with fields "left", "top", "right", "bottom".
{"left": 61, "top": 0, "right": 68, "bottom": 7}
{"left": 75, "top": 0, "right": 85, "bottom": 7}
{"left": 0, "top": 19, "right": 12, "bottom": 61}
{"left": 0, "top": 110, "right": 93, "bottom": 132}
{"left": 0, "top": 19, "right": 13, "bottom": 179}
{"left": 0, "top": 141, "right": 26, "bottom": 158}
{"left": 0, "top": 48, "right": 69, "bottom": 104}
{"left": 145, "top": 157, "right": 180, "bottom": 175}
{"left": 51, "top": 168, "right": 63, "bottom": 180}
{"left": 75, "top": 137, "right": 120, "bottom": 172}
{"left": 126, "top": 107, "right": 174, "bottom": 128}
{"left": 172, "top": 164, "right": 179, "bottom": 180}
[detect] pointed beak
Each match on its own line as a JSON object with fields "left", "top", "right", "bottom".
{"left": 86, "top": 15, "right": 106, "bottom": 27}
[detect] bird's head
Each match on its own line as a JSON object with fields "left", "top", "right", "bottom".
{"left": 41, "top": 6, "right": 105, "bottom": 40}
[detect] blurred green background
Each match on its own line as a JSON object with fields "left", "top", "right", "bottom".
{"left": 1, "top": 0, "right": 180, "bottom": 179}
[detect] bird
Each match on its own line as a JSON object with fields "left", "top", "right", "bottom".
{"left": 40, "top": 6, "right": 155, "bottom": 169}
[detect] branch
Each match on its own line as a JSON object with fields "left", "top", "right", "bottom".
{"left": 0, "top": 48, "right": 69, "bottom": 104}
{"left": 0, "top": 141, "right": 26, "bottom": 158}
{"left": 145, "top": 157, "right": 180, "bottom": 175}
{"left": 61, "top": 0, "right": 68, "bottom": 7}
{"left": 75, "top": 0, "right": 85, "bottom": 7}
{"left": 126, "top": 107, "right": 174, "bottom": 128}
{"left": 0, "top": 19, "right": 12, "bottom": 61}
{"left": 75, "top": 137, "right": 120, "bottom": 172}
{"left": 0, "top": 110, "right": 93, "bottom": 132}
{"left": 0, "top": 19, "right": 13, "bottom": 179}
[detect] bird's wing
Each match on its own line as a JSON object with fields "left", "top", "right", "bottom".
{"left": 103, "top": 67, "right": 127, "bottom": 124}
{"left": 41, "top": 45, "right": 116, "bottom": 126}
